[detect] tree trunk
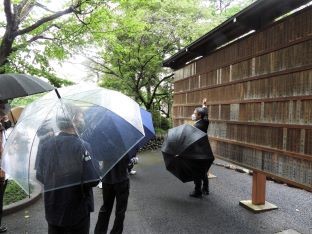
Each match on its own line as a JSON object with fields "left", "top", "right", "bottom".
{"left": 0, "top": 0, "right": 17, "bottom": 73}
{"left": 0, "top": 0, "right": 79, "bottom": 73}
{"left": 0, "top": 33, "right": 15, "bottom": 73}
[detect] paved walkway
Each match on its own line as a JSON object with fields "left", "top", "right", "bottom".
{"left": 3, "top": 150, "right": 312, "bottom": 234}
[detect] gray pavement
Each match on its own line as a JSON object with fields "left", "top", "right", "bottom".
{"left": 3, "top": 150, "right": 312, "bottom": 234}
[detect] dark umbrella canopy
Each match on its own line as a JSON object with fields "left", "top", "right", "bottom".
{"left": 161, "top": 124, "right": 214, "bottom": 182}
{"left": 0, "top": 73, "right": 55, "bottom": 100}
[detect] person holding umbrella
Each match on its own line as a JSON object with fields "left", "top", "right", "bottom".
{"left": 0, "top": 74, "right": 54, "bottom": 233}
{"left": 94, "top": 155, "right": 130, "bottom": 234}
{"left": 0, "top": 101, "right": 12, "bottom": 233}
{"left": 36, "top": 105, "right": 99, "bottom": 234}
{"left": 190, "top": 103, "right": 214, "bottom": 198}
{"left": 0, "top": 84, "right": 145, "bottom": 233}
{"left": 94, "top": 107, "right": 155, "bottom": 233}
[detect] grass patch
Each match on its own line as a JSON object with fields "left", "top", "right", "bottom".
{"left": 3, "top": 180, "right": 28, "bottom": 206}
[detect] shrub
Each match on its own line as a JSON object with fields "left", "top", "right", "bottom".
{"left": 160, "top": 116, "right": 172, "bottom": 130}
{"left": 3, "top": 180, "right": 28, "bottom": 205}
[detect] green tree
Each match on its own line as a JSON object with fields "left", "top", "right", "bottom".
{"left": 208, "top": 0, "right": 257, "bottom": 24}
{"left": 0, "top": 0, "right": 105, "bottom": 86}
{"left": 87, "top": 0, "right": 213, "bottom": 114}
{"left": 87, "top": 0, "right": 255, "bottom": 119}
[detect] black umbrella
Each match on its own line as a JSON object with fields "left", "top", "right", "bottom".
{"left": 0, "top": 73, "right": 55, "bottom": 100}
{"left": 161, "top": 124, "right": 214, "bottom": 182}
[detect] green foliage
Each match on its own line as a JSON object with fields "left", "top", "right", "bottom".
{"left": 91, "top": 0, "right": 254, "bottom": 118}
{"left": 155, "top": 127, "right": 168, "bottom": 136}
{"left": 3, "top": 180, "right": 28, "bottom": 205}
{"left": 6, "top": 52, "right": 73, "bottom": 87}
{"left": 151, "top": 108, "right": 172, "bottom": 130}
{"left": 10, "top": 93, "right": 44, "bottom": 107}
{"left": 0, "top": 0, "right": 109, "bottom": 85}
{"left": 93, "top": 0, "right": 206, "bottom": 112}
{"left": 159, "top": 116, "right": 172, "bottom": 130}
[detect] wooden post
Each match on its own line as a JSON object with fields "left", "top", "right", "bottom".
{"left": 252, "top": 172, "right": 266, "bottom": 205}
{"left": 239, "top": 171, "right": 277, "bottom": 213}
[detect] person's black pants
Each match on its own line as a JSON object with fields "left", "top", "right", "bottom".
{"left": 95, "top": 179, "right": 129, "bottom": 234}
{"left": 194, "top": 173, "right": 209, "bottom": 194}
{"left": 48, "top": 214, "right": 90, "bottom": 234}
{"left": 193, "top": 160, "right": 213, "bottom": 194}
{"left": 0, "top": 179, "right": 7, "bottom": 226}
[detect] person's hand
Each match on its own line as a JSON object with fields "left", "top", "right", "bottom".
{"left": 2, "top": 115, "right": 9, "bottom": 122}
{"left": 202, "top": 98, "right": 207, "bottom": 107}
{"left": 0, "top": 115, "right": 12, "bottom": 129}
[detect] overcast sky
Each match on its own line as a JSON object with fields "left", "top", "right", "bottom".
{"left": 51, "top": 55, "right": 91, "bottom": 83}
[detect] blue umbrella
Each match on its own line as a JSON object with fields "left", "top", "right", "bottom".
{"left": 128, "top": 108, "right": 155, "bottom": 158}
{"left": 83, "top": 106, "right": 145, "bottom": 172}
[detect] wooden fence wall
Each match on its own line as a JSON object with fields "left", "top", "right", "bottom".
{"left": 172, "top": 6, "right": 312, "bottom": 191}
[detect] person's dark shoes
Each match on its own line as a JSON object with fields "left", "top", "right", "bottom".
{"left": 0, "top": 225, "right": 7, "bottom": 233}
{"left": 189, "top": 191, "right": 202, "bottom": 198}
{"left": 202, "top": 189, "right": 209, "bottom": 195}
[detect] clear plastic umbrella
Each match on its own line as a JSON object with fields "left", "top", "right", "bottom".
{"left": 1, "top": 84, "right": 144, "bottom": 194}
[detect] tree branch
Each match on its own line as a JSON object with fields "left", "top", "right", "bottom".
{"left": 11, "top": 23, "right": 61, "bottom": 51}
{"left": 15, "top": 1, "right": 36, "bottom": 24}
{"left": 28, "top": 35, "right": 54, "bottom": 43}
{"left": 154, "top": 93, "right": 169, "bottom": 97}
{"left": 136, "top": 35, "right": 143, "bottom": 63}
{"left": 14, "top": 0, "right": 32, "bottom": 17}
{"left": 15, "top": 6, "right": 76, "bottom": 36}
{"left": 73, "top": 11, "right": 88, "bottom": 26}
{"left": 86, "top": 56, "right": 120, "bottom": 78}
{"left": 117, "top": 59, "right": 125, "bottom": 80}
{"left": 34, "top": 2, "right": 57, "bottom": 13}
{"left": 4, "top": 0, "right": 13, "bottom": 28}
{"left": 148, "top": 73, "right": 174, "bottom": 107}
{"left": 135, "top": 86, "right": 148, "bottom": 108}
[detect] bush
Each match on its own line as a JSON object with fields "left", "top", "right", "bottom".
{"left": 155, "top": 127, "right": 167, "bottom": 136}
{"left": 160, "top": 116, "right": 172, "bottom": 130}
{"left": 139, "top": 135, "right": 165, "bottom": 151}
{"left": 3, "top": 180, "right": 28, "bottom": 205}
{"left": 151, "top": 110, "right": 172, "bottom": 130}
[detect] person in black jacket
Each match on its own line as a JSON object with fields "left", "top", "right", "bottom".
{"left": 190, "top": 106, "right": 214, "bottom": 198}
{"left": 36, "top": 107, "right": 99, "bottom": 234}
{"left": 94, "top": 155, "right": 130, "bottom": 234}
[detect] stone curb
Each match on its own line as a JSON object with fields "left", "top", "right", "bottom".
{"left": 3, "top": 182, "right": 42, "bottom": 216}
{"left": 212, "top": 161, "right": 308, "bottom": 192}
{"left": 213, "top": 161, "right": 250, "bottom": 174}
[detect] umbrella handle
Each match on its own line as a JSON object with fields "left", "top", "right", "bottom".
{"left": 55, "top": 89, "right": 61, "bottom": 99}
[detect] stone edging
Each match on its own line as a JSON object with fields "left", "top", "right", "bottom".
{"left": 3, "top": 182, "right": 42, "bottom": 216}
{"left": 212, "top": 161, "right": 309, "bottom": 192}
